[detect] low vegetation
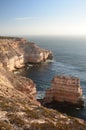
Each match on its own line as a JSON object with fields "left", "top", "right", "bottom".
{"left": 0, "top": 40, "right": 86, "bottom": 130}
{"left": 0, "top": 95, "right": 86, "bottom": 130}
{"left": 0, "top": 36, "right": 20, "bottom": 39}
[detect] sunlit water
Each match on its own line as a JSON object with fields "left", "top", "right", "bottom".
{"left": 20, "top": 36, "right": 86, "bottom": 120}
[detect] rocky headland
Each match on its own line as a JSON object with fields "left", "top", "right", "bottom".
{"left": 0, "top": 37, "right": 86, "bottom": 130}
{"left": 0, "top": 37, "right": 52, "bottom": 71}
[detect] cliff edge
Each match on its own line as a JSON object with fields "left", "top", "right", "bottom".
{"left": 0, "top": 37, "right": 52, "bottom": 71}
{"left": 0, "top": 67, "right": 86, "bottom": 130}
{"left": 0, "top": 37, "right": 86, "bottom": 130}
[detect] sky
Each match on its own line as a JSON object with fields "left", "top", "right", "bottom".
{"left": 0, "top": 0, "right": 86, "bottom": 36}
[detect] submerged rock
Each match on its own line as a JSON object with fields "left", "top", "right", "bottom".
{"left": 44, "top": 75, "right": 84, "bottom": 107}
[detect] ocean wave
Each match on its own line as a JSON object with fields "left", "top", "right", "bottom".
{"left": 51, "top": 61, "right": 86, "bottom": 82}
{"left": 37, "top": 91, "right": 45, "bottom": 99}
{"left": 83, "top": 96, "right": 86, "bottom": 107}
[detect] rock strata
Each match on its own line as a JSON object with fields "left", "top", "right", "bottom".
{"left": 0, "top": 37, "right": 86, "bottom": 129}
{"left": 0, "top": 66, "right": 39, "bottom": 106}
{"left": 44, "top": 75, "right": 84, "bottom": 107}
{"left": 0, "top": 37, "right": 53, "bottom": 71}
{"left": 0, "top": 67, "right": 86, "bottom": 130}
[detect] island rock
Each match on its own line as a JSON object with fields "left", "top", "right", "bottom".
{"left": 44, "top": 75, "right": 84, "bottom": 107}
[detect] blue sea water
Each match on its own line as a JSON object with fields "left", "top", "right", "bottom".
{"left": 21, "top": 36, "right": 86, "bottom": 120}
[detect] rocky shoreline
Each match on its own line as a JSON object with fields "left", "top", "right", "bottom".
{"left": 0, "top": 37, "right": 86, "bottom": 130}
{"left": 0, "top": 37, "right": 53, "bottom": 71}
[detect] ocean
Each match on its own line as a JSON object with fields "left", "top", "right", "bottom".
{"left": 20, "top": 36, "right": 86, "bottom": 120}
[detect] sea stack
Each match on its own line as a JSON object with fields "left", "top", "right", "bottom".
{"left": 44, "top": 75, "right": 84, "bottom": 107}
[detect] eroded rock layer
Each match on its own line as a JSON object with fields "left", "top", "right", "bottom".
{"left": 0, "top": 37, "right": 52, "bottom": 71}
{"left": 0, "top": 66, "right": 39, "bottom": 106}
{"left": 44, "top": 76, "right": 84, "bottom": 107}
{"left": 0, "top": 37, "right": 86, "bottom": 129}
{"left": 0, "top": 67, "right": 86, "bottom": 130}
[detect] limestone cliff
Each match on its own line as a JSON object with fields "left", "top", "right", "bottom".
{"left": 0, "top": 66, "right": 39, "bottom": 106}
{"left": 0, "top": 37, "right": 86, "bottom": 130}
{"left": 0, "top": 67, "right": 86, "bottom": 130}
{"left": 44, "top": 75, "right": 84, "bottom": 107}
{"left": 0, "top": 37, "right": 52, "bottom": 71}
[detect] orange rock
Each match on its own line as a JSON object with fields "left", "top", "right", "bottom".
{"left": 44, "top": 75, "right": 84, "bottom": 107}
{"left": 0, "top": 38, "right": 53, "bottom": 71}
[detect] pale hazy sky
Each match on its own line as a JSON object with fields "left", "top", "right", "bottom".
{"left": 0, "top": 0, "right": 86, "bottom": 36}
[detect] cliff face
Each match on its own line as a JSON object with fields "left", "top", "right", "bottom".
{"left": 0, "top": 67, "right": 86, "bottom": 130}
{"left": 44, "top": 76, "right": 84, "bottom": 107}
{"left": 0, "top": 37, "right": 86, "bottom": 130}
{"left": 0, "top": 38, "right": 52, "bottom": 71}
{"left": 0, "top": 66, "right": 39, "bottom": 106}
